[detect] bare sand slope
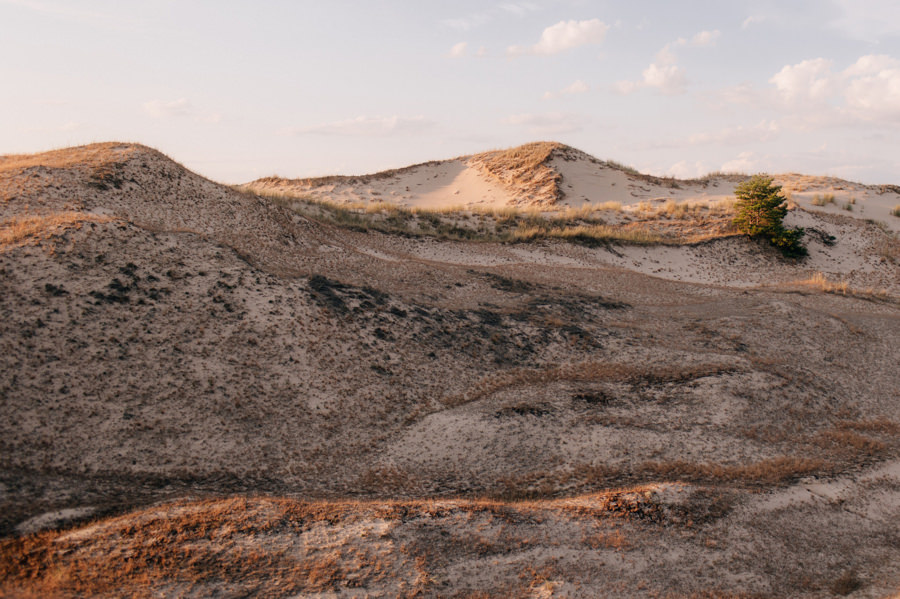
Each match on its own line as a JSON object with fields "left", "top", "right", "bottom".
{"left": 1, "top": 143, "right": 900, "bottom": 597}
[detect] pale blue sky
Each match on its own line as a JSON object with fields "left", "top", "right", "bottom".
{"left": 2, "top": 0, "right": 899, "bottom": 183}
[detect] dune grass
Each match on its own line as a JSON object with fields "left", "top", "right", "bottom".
{"left": 250, "top": 189, "right": 739, "bottom": 248}
{"left": 0, "top": 212, "right": 113, "bottom": 247}
{"left": 790, "top": 272, "right": 893, "bottom": 301}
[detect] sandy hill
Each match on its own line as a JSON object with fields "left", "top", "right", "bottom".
{"left": 246, "top": 141, "right": 900, "bottom": 233}
{"left": 1, "top": 142, "right": 900, "bottom": 597}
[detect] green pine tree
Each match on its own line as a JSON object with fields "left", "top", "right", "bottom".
{"left": 733, "top": 175, "right": 806, "bottom": 257}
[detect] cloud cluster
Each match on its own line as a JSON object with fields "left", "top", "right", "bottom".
{"left": 770, "top": 54, "right": 900, "bottom": 124}
{"left": 508, "top": 19, "right": 609, "bottom": 56}
{"left": 503, "top": 112, "right": 587, "bottom": 134}
{"left": 143, "top": 98, "right": 223, "bottom": 123}
{"left": 614, "top": 31, "right": 718, "bottom": 95}
{"left": 543, "top": 80, "right": 590, "bottom": 100}
{"left": 442, "top": 2, "right": 539, "bottom": 31}
{"left": 143, "top": 98, "right": 193, "bottom": 118}
{"left": 447, "top": 41, "right": 486, "bottom": 58}
{"left": 291, "top": 116, "right": 434, "bottom": 137}
{"left": 687, "top": 120, "right": 781, "bottom": 146}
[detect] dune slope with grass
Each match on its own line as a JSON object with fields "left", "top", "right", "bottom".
{"left": 1, "top": 142, "right": 900, "bottom": 597}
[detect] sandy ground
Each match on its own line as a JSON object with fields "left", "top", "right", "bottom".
{"left": 1, "top": 142, "right": 899, "bottom": 597}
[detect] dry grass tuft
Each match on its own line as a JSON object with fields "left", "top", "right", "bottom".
{"left": 813, "top": 429, "right": 887, "bottom": 456}
{"left": 445, "top": 362, "right": 735, "bottom": 407}
{"left": 640, "top": 457, "right": 827, "bottom": 485}
{"left": 0, "top": 212, "right": 113, "bottom": 248}
{"left": 0, "top": 142, "right": 142, "bottom": 174}
{"left": 793, "top": 272, "right": 892, "bottom": 301}
{"left": 469, "top": 142, "right": 564, "bottom": 206}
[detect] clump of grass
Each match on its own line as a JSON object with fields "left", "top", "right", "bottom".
{"left": 794, "top": 272, "right": 892, "bottom": 301}
{"left": 249, "top": 188, "right": 739, "bottom": 249}
{"left": 891, "top": 205, "right": 900, "bottom": 217}
{"left": 0, "top": 212, "right": 113, "bottom": 247}
{"left": 810, "top": 193, "right": 836, "bottom": 207}
{"left": 813, "top": 429, "right": 886, "bottom": 456}
{"left": 639, "top": 456, "right": 826, "bottom": 485}
{"left": 508, "top": 223, "right": 669, "bottom": 246}
{"left": 604, "top": 159, "right": 641, "bottom": 176}
{"left": 468, "top": 142, "right": 563, "bottom": 205}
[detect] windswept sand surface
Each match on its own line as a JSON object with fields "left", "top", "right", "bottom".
{"left": 1, "top": 142, "right": 899, "bottom": 597}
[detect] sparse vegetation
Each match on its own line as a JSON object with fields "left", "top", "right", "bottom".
{"left": 810, "top": 193, "right": 836, "bottom": 206}
{"left": 792, "top": 272, "right": 893, "bottom": 301}
{"left": 254, "top": 190, "right": 739, "bottom": 248}
{"left": 468, "top": 142, "right": 563, "bottom": 205}
{"left": 892, "top": 205, "right": 900, "bottom": 217}
{"left": 0, "top": 212, "right": 113, "bottom": 247}
{"left": 3, "top": 141, "right": 900, "bottom": 598}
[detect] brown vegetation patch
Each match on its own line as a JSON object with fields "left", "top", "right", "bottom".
{"left": 0, "top": 212, "right": 113, "bottom": 248}
{"left": 812, "top": 429, "right": 887, "bottom": 457}
{"left": 639, "top": 457, "right": 828, "bottom": 486}
{"left": 0, "top": 142, "right": 140, "bottom": 174}
{"left": 445, "top": 362, "right": 736, "bottom": 407}
{"left": 468, "top": 142, "right": 564, "bottom": 206}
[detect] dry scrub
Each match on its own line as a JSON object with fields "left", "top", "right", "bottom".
{"left": 468, "top": 142, "right": 563, "bottom": 206}
{"left": 0, "top": 212, "right": 113, "bottom": 248}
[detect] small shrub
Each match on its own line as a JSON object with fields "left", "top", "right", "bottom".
{"left": 733, "top": 175, "right": 806, "bottom": 257}
{"left": 891, "top": 205, "right": 900, "bottom": 217}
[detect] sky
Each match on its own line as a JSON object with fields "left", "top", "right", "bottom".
{"left": 2, "top": 0, "right": 899, "bottom": 184}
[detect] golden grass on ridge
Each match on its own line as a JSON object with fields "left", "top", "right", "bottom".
{"left": 0, "top": 212, "right": 114, "bottom": 248}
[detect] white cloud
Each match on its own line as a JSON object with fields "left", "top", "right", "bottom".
{"left": 829, "top": 0, "right": 900, "bottom": 40}
{"left": 0, "top": 0, "right": 123, "bottom": 27}
{"left": 448, "top": 42, "right": 467, "bottom": 58}
{"left": 503, "top": 112, "right": 588, "bottom": 134}
{"left": 143, "top": 98, "right": 193, "bottom": 118}
{"left": 673, "top": 30, "right": 721, "bottom": 48}
{"left": 612, "top": 80, "right": 640, "bottom": 95}
{"left": 292, "top": 115, "right": 434, "bottom": 137}
{"left": 499, "top": 2, "right": 539, "bottom": 17}
{"left": 741, "top": 15, "right": 766, "bottom": 29}
{"left": 665, "top": 160, "right": 709, "bottom": 179}
{"left": 720, "top": 151, "right": 764, "bottom": 173}
{"left": 543, "top": 80, "right": 590, "bottom": 100}
{"left": 508, "top": 19, "right": 609, "bottom": 56}
{"left": 442, "top": 13, "right": 491, "bottom": 31}
{"left": 641, "top": 62, "right": 686, "bottom": 95}
{"left": 613, "top": 31, "right": 716, "bottom": 96}
{"left": 616, "top": 47, "right": 685, "bottom": 95}
{"left": 843, "top": 55, "right": 900, "bottom": 121}
{"left": 143, "top": 98, "right": 222, "bottom": 124}
{"left": 23, "top": 121, "right": 83, "bottom": 134}
{"left": 768, "top": 54, "right": 900, "bottom": 124}
{"left": 687, "top": 120, "right": 781, "bottom": 146}
{"left": 770, "top": 58, "right": 835, "bottom": 103}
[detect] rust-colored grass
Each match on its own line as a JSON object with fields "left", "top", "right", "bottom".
{"left": 0, "top": 212, "right": 113, "bottom": 248}
{"left": 468, "top": 142, "right": 564, "bottom": 206}
{"left": 0, "top": 142, "right": 142, "bottom": 174}
{"left": 791, "top": 272, "right": 893, "bottom": 301}
{"left": 639, "top": 457, "right": 827, "bottom": 485}
{"left": 444, "top": 362, "right": 736, "bottom": 407}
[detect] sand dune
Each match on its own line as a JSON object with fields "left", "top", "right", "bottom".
{"left": 246, "top": 141, "right": 900, "bottom": 233}
{"left": 1, "top": 142, "right": 899, "bottom": 597}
